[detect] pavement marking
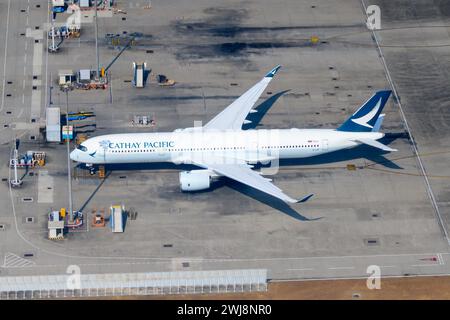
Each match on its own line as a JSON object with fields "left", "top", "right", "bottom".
{"left": 328, "top": 266, "right": 355, "bottom": 270}
{"left": 379, "top": 265, "right": 397, "bottom": 268}
{"left": 2, "top": 253, "right": 35, "bottom": 268}
{"left": 287, "top": 268, "right": 314, "bottom": 271}
{"left": 411, "top": 264, "right": 441, "bottom": 267}
{"left": 0, "top": 0, "right": 11, "bottom": 113}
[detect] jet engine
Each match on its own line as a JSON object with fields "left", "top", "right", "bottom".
{"left": 179, "top": 170, "right": 211, "bottom": 191}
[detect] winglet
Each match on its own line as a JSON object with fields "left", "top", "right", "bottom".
{"left": 265, "top": 65, "right": 282, "bottom": 78}
{"left": 297, "top": 193, "right": 314, "bottom": 203}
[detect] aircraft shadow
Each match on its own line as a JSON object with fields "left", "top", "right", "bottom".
{"left": 242, "top": 89, "right": 291, "bottom": 130}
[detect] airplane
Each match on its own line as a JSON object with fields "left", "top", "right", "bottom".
{"left": 70, "top": 66, "right": 396, "bottom": 204}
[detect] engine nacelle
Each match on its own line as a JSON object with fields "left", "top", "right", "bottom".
{"left": 179, "top": 170, "right": 211, "bottom": 191}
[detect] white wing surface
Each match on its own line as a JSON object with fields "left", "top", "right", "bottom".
{"left": 204, "top": 66, "right": 281, "bottom": 131}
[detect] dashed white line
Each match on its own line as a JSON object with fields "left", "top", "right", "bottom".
{"left": 411, "top": 264, "right": 441, "bottom": 268}
{"left": 379, "top": 265, "right": 397, "bottom": 268}
{"left": 437, "top": 253, "right": 445, "bottom": 265}
{"left": 328, "top": 266, "right": 355, "bottom": 270}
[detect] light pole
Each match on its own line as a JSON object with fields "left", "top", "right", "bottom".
{"left": 94, "top": 0, "right": 100, "bottom": 79}
{"left": 61, "top": 85, "right": 74, "bottom": 223}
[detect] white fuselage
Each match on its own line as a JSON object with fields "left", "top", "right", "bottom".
{"left": 69, "top": 128, "right": 384, "bottom": 165}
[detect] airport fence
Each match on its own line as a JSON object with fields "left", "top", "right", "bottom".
{"left": 0, "top": 269, "right": 267, "bottom": 299}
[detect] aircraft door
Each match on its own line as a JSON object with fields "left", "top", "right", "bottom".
{"left": 321, "top": 139, "right": 329, "bottom": 151}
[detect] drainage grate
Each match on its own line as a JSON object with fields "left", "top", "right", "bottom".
{"left": 182, "top": 262, "right": 190, "bottom": 268}
{"left": 25, "top": 217, "right": 35, "bottom": 223}
{"left": 365, "top": 238, "right": 379, "bottom": 246}
{"left": 0, "top": 224, "right": 5, "bottom": 231}
{"left": 119, "top": 176, "right": 126, "bottom": 179}
{"left": 22, "top": 197, "right": 33, "bottom": 203}
{"left": 23, "top": 253, "right": 34, "bottom": 258}
{"left": 163, "top": 244, "right": 173, "bottom": 248}
{"left": 146, "top": 50, "right": 154, "bottom": 53}
{"left": 347, "top": 164, "right": 356, "bottom": 171}
{"left": 230, "top": 83, "right": 238, "bottom": 86}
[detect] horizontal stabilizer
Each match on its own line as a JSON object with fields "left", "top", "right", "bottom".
{"left": 356, "top": 138, "right": 397, "bottom": 152}
{"left": 371, "top": 114, "right": 385, "bottom": 132}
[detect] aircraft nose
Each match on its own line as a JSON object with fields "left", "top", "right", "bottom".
{"left": 70, "top": 150, "right": 78, "bottom": 161}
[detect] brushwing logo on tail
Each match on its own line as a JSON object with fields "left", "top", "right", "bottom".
{"left": 351, "top": 98, "right": 382, "bottom": 129}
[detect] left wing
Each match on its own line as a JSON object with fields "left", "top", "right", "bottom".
{"left": 189, "top": 156, "right": 313, "bottom": 204}
{"left": 203, "top": 66, "right": 281, "bottom": 131}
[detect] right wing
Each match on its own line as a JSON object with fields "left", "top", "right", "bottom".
{"left": 189, "top": 156, "right": 313, "bottom": 204}
{"left": 203, "top": 66, "right": 281, "bottom": 131}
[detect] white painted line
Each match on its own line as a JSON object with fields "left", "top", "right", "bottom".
{"left": 438, "top": 253, "right": 444, "bottom": 265}
{"left": 379, "top": 265, "right": 396, "bottom": 268}
{"left": 25, "top": 40, "right": 28, "bottom": 51}
{"left": 24, "top": 53, "right": 27, "bottom": 63}
{"left": 411, "top": 264, "right": 441, "bottom": 267}
{"left": 287, "top": 268, "right": 314, "bottom": 271}
{"left": 0, "top": 0, "right": 11, "bottom": 113}
{"left": 328, "top": 266, "right": 355, "bottom": 270}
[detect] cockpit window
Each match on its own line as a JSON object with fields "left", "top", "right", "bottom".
{"left": 77, "top": 145, "right": 88, "bottom": 152}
